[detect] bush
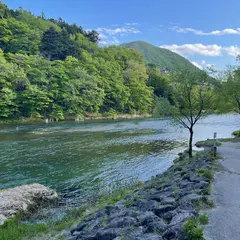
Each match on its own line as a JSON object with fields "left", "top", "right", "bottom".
{"left": 232, "top": 130, "right": 240, "bottom": 137}
{"left": 184, "top": 220, "right": 204, "bottom": 240}
{"left": 198, "top": 215, "right": 209, "bottom": 225}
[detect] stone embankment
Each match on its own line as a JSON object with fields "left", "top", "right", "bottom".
{"left": 69, "top": 152, "right": 213, "bottom": 240}
{"left": 0, "top": 183, "right": 58, "bottom": 225}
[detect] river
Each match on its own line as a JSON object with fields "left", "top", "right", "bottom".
{"left": 0, "top": 114, "right": 239, "bottom": 206}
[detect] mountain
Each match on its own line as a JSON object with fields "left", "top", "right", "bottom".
{"left": 121, "top": 41, "right": 199, "bottom": 72}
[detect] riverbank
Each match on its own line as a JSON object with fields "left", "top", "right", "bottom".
{"left": 195, "top": 130, "right": 240, "bottom": 148}
{"left": 2, "top": 127, "right": 239, "bottom": 240}
{"left": 68, "top": 150, "right": 216, "bottom": 240}
{"left": 0, "top": 149, "right": 216, "bottom": 240}
{"left": 0, "top": 114, "right": 152, "bottom": 125}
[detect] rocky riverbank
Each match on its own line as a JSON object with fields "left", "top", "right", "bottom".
{"left": 0, "top": 184, "right": 58, "bottom": 226}
{"left": 69, "top": 151, "right": 214, "bottom": 240}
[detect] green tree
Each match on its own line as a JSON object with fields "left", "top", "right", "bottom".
{"left": 0, "top": 49, "right": 17, "bottom": 117}
{"left": 220, "top": 69, "right": 240, "bottom": 114}
{"left": 159, "top": 71, "right": 215, "bottom": 157}
{"left": 40, "top": 27, "right": 78, "bottom": 60}
{"left": 123, "top": 60, "right": 153, "bottom": 113}
{"left": 147, "top": 66, "right": 174, "bottom": 104}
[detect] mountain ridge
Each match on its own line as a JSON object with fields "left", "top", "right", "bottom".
{"left": 121, "top": 41, "right": 200, "bottom": 72}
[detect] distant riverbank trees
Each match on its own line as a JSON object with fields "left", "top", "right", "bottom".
{"left": 1, "top": 2, "right": 239, "bottom": 126}
{"left": 0, "top": 3, "right": 155, "bottom": 120}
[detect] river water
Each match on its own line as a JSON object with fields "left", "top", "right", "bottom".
{"left": 0, "top": 114, "right": 239, "bottom": 205}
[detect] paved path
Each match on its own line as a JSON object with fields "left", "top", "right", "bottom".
{"left": 204, "top": 142, "right": 240, "bottom": 240}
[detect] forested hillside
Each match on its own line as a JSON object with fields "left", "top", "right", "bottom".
{"left": 0, "top": 3, "right": 154, "bottom": 121}
{"left": 121, "top": 41, "right": 200, "bottom": 73}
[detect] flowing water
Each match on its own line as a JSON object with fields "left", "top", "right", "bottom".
{"left": 0, "top": 114, "right": 239, "bottom": 206}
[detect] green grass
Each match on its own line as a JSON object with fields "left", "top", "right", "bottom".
{"left": 0, "top": 216, "right": 48, "bottom": 240}
{"left": 183, "top": 215, "right": 209, "bottom": 239}
{"left": 197, "top": 168, "right": 214, "bottom": 181}
{"left": 198, "top": 215, "right": 209, "bottom": 225}
{"left": 196, "top": 132, "right": 240, "bottom": 148}
{"left": 195, "top": 139, "right": 221, "bottom": 148}
{"left": 184, "top": 220, "right": 204, "bottom": 240}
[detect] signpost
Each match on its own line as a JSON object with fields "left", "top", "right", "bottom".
{"left": 213, "top": 132, "right": 217, "bottom": 157}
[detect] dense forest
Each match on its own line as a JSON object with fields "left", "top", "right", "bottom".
{"left": 0, "top": 3, "right": 162, "bottom": 121}
{"left": 0, "top": 3, "right": 239, "bottom": 123}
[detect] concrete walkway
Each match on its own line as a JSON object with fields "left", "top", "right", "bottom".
{"left": 204, "top": 142, "right": 240, "bottom": 240}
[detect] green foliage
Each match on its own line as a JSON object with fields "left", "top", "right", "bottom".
{"left": 0, "top": 4, "right": 155, "bottom": 121}
{"left": 121, "top": 41, "right": 203, "bottom": 73}
{"left": 155, "top": 71, "right": 216, "bottom": 157}
{"left": 214, "top": 67, "right": 240, "bottom": 114}
{"left": 198, "top": 215, "right": 209, "bottom": 225}
{"left": 0, "top": 216, "right": 48, "bottom": 240}
{"left": 40, "top": 27, "right": 79, "bottom": 60}
{"left": 197, "top": 168, "right": 213, "bottom": 181}
{"left": 124, "top": 199, "right": 133, "bottom": 207}
{"left": 232, "top": 130, "right": 240, "bottom": 137}
{"left": 184, "top": 220, "right": 204, "bottom": 240}
{"left": 195, "top": 139, "right": 221, "bottom": 148}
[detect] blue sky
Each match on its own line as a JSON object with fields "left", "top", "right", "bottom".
{"left": 3, "top": 0, "right": 240, "bottom": 69}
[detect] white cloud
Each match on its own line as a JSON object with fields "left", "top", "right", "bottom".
{"left": 96, "top": 24, "right": 141, "bottom": 46}
{"left": 98, "top": 32, "right": 108, "bottom": 40}
{"left": 224, "top": 46, "right": 240, "bottom": 56}
{"left": 124, "top": 22, "right": 139, "bottom": 26}
{"left": 161, "top": 43, "right": 240, "bottom": 58}
{"left": 99, "top": 36, "right": 120, "bottom": 46}
{"left": 191, "top": 60, "right": 215, "bottom": 70}
{"left": 96, "top": 26, "right": 140, "bottom": 36}
{"left": 160, "top": 43, "right": 222, "bottom": 57}
{"left": 170, "top": 26, "right": 240, "bottom": 36}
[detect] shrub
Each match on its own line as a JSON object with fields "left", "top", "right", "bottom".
{"left": 232, "top": 130, "right": 240, "bottom": 137}
{"left": 184, "top": 220, "right": 204, "bottom": 240}
{"left": 198, "top": 215, "right": 209, "bottom": 225}
{"left": 197, "top": 168, "right": 213, "bottom": 181}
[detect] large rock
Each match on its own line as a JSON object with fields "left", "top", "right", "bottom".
{"left": 0, "top": 183, "right": 58, "bottom": 225}
{"left": 179, "top": 193, "right": 203, "bottom": 204}
{"left": 153, "top": 205, "right": 176, "bottom": 217}
{"left": 170, "top": 212, "right": 195, "bottom": 225}
{"left": 162, "top": 223, "right": 185, "bottom": 240}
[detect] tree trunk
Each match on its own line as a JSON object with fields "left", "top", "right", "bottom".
{"left": 189, "top": 127, "right": 193, "bottom": 158}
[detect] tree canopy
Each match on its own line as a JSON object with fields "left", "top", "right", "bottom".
{"left": 156, "top": 71, "right": 216, "bottom": 157}
{"left": 0, "top": 3, "right": 155, "bottom": 121}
